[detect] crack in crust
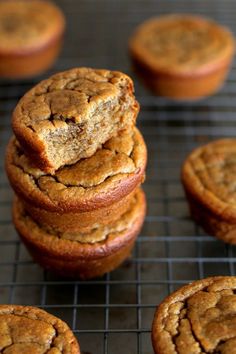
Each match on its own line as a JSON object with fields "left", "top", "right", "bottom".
{"left": 12, "top": 67, "right": 139, "bottom": 172}
{"left": 6, "top": 127, "right": 147, "bottom": 212}
{"left": 182, "top": 139, "right": 236, "bottom": 222}
{"left": 152, "top": 277, "right": 236, "bottom": 354}
{"left": 129, "top": 15, "right": 235, "bottom": 75}
{"left": 0, "top": 305, "right": 79, "bottom": 353}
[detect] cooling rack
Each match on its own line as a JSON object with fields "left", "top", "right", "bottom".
{"left": 0, "top": 1, "right": 236, "bottom": 353}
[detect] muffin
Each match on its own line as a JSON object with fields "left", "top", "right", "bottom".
{"left": 152, "top": 276, "right": 236, "bottom": 354}
{"left": 13, "top": 188, "right": 146, "bottom": 279}
{"left": 129, "top": 15, "right": 235, "bottom": 100}
{"left": 12, "top": 67, "right": 139, "bottom": 172}
{"left": 0, "top": 304, "right": 80, "bottom": 353}
{"left": 6, "top": 127, "right": 147, "bottom": 233}
{"left": 0, "top": 0, "right": 65, "bottom": 79}
{"left": 182, "top": 139, "right": 236, "bottom": 244}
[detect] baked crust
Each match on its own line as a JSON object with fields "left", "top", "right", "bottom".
{"left": 12, "top": 67, "right": 139, "bottom": 172}
{"left": 21, "top": 187, "right": 138, "bottom": 232}
{"left": 152, "top": 276, "right": 236, "bottom": 354}
{"left": 13, "top": 188, "right": 146, "bottom": 279}
{"left": 129, "top": 15, "right": 235, "bottom": 99}
{"left": 22, "top": 189, "right": 137, "bottom": 233}
{"left": 182, "top": 139, "right": 236, "bottom": 243}
{"left": 0, "top": 38, "right": 64, "bottom": 79}
{"left": 0, "top": 0, "right": 65, "bottom": 78}
{"left": 0, "top": 304, "right": 80, "bottom": 353}
{"left": 132, "top": 56, "right": 231, "bottom": 100}
{"left": 6, "top": 127, "right": 147, "bottom": 212}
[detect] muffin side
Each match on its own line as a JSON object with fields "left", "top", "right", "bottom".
{"left": 186, "top": 192, "right": 236, "bottom": 244}
{"left": 132, "top": 54, "right": 232, "bottom": 100}
{"left": 13, "top": 188, "right": 146, "bottom": 279}
{"left": 22, "top": 188, "right": 138, "bottom": 233}
{"left": 182, "top": 138, "right": 236, "bottom": 243}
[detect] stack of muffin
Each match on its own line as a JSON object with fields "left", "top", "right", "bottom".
{"left": 6, "top": 67, "right": 147, "bottom": 279}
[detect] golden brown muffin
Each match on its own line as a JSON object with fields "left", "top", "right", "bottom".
{"left": 6, "top": 127, "right": 147, "bottom": 233}
{"left": 13, "top": 188, "right": 146, "bottom": 279}
{"left": 129, "top": 15, "right": 235, "bottom": 100}
{"left": 0, "top": 304, "right": 80, "bottom": 353}
{"left": 0, "top": 0, "right": 65, "bottom": 79}
{"left": 12, "top": 67, "right": 139, "bottom": 172}
{"left": 152, "top": 276, "right": 236, "bottom": 354}
{"left": 182, "top": 139, "right": 236, "bottom": 244}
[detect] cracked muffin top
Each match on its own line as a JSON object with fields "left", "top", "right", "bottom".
{"left": 6, "top": 127, "right": 147, "bottom": 212}
{"left": 152, "top": 276, "right": 236, "bottom": 354}
{"left": 12, "top": 67, "right": 139, "bottom": 172}
{"left": 129, "top": 15, "right": 235, "bottom": 75}
{"left": 0, "top": 305, "right": 80, "bottom": 353}
{"left": 182, "top": 139, "right": 236, "bottom": 222}
{"left": 0, "top": 0, "right": 65, "bottom": 54}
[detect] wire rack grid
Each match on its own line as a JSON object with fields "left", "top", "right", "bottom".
{"left": 0, "top": 1, "right": 236, "bottom": 353}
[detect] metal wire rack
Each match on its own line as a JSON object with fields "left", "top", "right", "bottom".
{"left": 0, "top": 0, "right": 236, "bottom": 353}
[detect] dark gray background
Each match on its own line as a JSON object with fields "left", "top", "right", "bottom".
{"left": 0, "top": 1, "right": 236, "bottom": 353}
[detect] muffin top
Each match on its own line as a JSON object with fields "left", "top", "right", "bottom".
{"left": 152, "top": 276, "right": 236, "bottom": 354}
{"left": 6, "top": 127, "right": 147, "bottom": 212}
{"left": 0, "top": 0, "right": 65, "bottom": 54}
{"left": 13, "top": 67, "right": 135, "bottom": 132}
{"left": 182, "top": 139, "right": 236, "bottom": 221}
{"left": 0, "top": 305, "right": 79, "bottom": 353}
{"left": 12, "top": 67, "right": 138, "bottom": 172}
{"left": 129, "top": 15, "right": 235, "bottom": 75}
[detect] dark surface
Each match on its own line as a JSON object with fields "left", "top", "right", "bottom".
{"left": 0, "top": 1, "right": 236, "bottom": 353}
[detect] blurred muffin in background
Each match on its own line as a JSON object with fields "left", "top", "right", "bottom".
{"left": 0, "top": 0, "right": 65, "bottom": 79}
{"left": 129, "top": 15, "right": 235, "bottom": 100}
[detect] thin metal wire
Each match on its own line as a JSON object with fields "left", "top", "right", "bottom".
{"left": 40, "top": 271, "right": 47, "bottom": 307}
{"left": 0, "top": 1, "right": 236, "bottom": 353}
{"left": 8, "top": 243, "right": 20, "bottom": 303}
{"left": 72, "top": 283, "right": 78, "bottom": 332}
{"left": 104, "top": 272, "right": 110, "bottom": 354}
{"left": 135, "top": 235, "right": 142, "bottom": 354}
